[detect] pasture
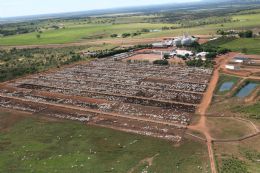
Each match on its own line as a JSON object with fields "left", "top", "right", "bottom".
{"left": 1, "top": 12, "right": 260, "bottom": 46}
{"left": 0, "top": 109, "right": 210, "bottom": 173}
{"left": 220, "top": 38, "right": 260, "bottom": 55}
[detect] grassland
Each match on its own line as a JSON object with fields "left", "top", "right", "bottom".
{"left": 0, "top": 109, "right": 210, "bottom": 173}
{"left": 0, "top": 23, "right": 173, "bottom": 46}
{"left": 1, "top": 12, "right": 260, "bottom": 46}
{"left": 207, "top": 117, "right": 254, "bottom": 139}
{"left": 214, "top": 136, "right": 260, "bottom": 173}
{"left": 232, "top": 102, "right": 260, "bottom": 119}
{"left": 220, "top": 38, "right": 260, "bottom": 55}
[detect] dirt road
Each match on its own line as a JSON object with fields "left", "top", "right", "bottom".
{"left": 189, "top": 54, "right": 229, "bottom": 173}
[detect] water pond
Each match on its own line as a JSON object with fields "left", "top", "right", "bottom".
{"left": 236, "top": 83, "right": 258, "bottom": 98}
{"left": 219, "top": 82, "right": 234, "bottom": 92}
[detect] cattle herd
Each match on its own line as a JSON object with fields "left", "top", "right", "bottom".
{"left": 0, "top": 57, "right": 213, "bottom": 142}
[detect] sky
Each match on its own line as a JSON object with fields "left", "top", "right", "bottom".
{"left": 0, "top": 0, "right": 200, "bottom": 18}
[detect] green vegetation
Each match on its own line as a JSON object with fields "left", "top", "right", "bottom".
{"left": 240, "top": 148, "right": 260, "bottom": 162}
{"left": 91, "top": 44, "right": 151, "bottom": 59}
{"left": 215, "top": 74, "right": 240, "bottom": 95}
{"left": 220, "top": 157, "right": 249, "bottom": 173}
{"left": 186, "top": 59, "right": 214, "bottom": 68}
{"left": 220, "top": 38, "right": 260, "bottom": 55}
{"left": 153, "top": 60, "right": 169, "bottom": 65}
{"left": 0, "top": 23, "right": 170, "bottom": 46}
{"left": 0, "top": 111, "right": 210, "bottom": 173}
{"left": 0, "top": 47, "right": 91, "bottom": 82}
{"left": 1, "top": 7, "right": 260, "bottom": 46}
{"left": 207, "top": 117, "right": 253, "bottom": 139}
{"left": 214, "top": 136, "right": 260, "bottom": 173}
{"left": 238, "top": 30, "right": 253, "bottom": 38}
{"left": 232, "top": 102, "right": 260, "bottom": 119}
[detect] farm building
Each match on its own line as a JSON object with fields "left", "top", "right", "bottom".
{"left": 231, "top": 57, "right": 250, "bottom": 63}
{"left": 173, "top": 38, "right": 182, "bottom": 46}
{"left": 225, "top": 64, "right": 240, "bottom": 70}
{"left": 171, "top": 50, "right": 193, "bottom": 57}
{"left": 152, "top": 42, "right": 168, "bottom": 48}
{"left": 173, "top": 35, "right": 198, "bottom": 46}
{"left": 196, "top": 52, "right": 209, "bottom": 61}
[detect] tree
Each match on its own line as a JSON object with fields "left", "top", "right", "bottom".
{"left": 153, "top": 60, "right": 169, "bottom": 65}
{"left": 241, "top": 48, "right": 248, "bottom": 54}
{"left": 110, "top": 34, "right": 118, "bottom": 38}
{"left": 122, "top": 33, "right": 131, "bottom": 38}
{"left": 141, "top": 28, "right": 150, "bottom": 33}
{"left": 36, "top": 34, "right": 41, "bottom": 39}
{"left": 239, "top": 30, "right": 253, "bottom": 38}
{"left": 206, "top": 52, "right": 217, "bottom": 59}
{"left": 163, "top": 54, "right": 170, "bottom": 59}
{"left": 217, "top": 29, "right": 225, "bottom": 35}
{"left": 217, "top": 48, "right": 230, "bottom": 55}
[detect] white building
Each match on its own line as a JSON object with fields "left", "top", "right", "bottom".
{"left": 196, "top": 52, "right": 209, "bottom": 61}
{"left": 225, "top": 64, "right": 240, "bottom": 70}
{"left": 152, "top": 42, "right": 167, "bottom": 48}
{"left": 231, "top": 57, "right": 250, "bottom": 63}
{"left": 171, "top": 50, "right": 193, "bottom": 57}
{"left": 173, "top": 35, "right": 198, "bottom": 46}
{"left": 173, "top": 38, "right": 182, "bottom": 46}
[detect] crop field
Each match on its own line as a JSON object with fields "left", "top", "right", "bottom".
{"left": 0, "top": 109, "right": 211, "bottom": 173}
{"left": 0, "top": 56, "right": 212, "bottom": 142}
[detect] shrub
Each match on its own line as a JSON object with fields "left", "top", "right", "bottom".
{"left": 239, "top": 30, "right": 253, "bottom": 38}
{"left": 122, "top": 33, "right": 131, "bottom": 38}
{"left": 153, "top": 60, "right": 169, "bottom": 65}
{"left": 110, "top": 34, "right": 118, "bottom": 38}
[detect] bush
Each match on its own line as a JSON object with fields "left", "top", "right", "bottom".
{"left": 220, "top": 157, "right": 248, "bottom": 173}
{"left": 141, "top": 28, "right": 150, "bottom": 33}
{"left": 206, "top": 52, "right": 217, "bottom": 59}
{"left": 186, "top": 59, "right": 213, "bottom": 68}
{"left": 122, "top": 33, "right": 131, "bottom": 38}
{"left": 163, "top": 54, "right": 170, "bottom": 59}
{"left": 110, "top": 34, "right": 118, "bottom": 38}
{"left": 217, "top": 48, "right": 230, "bottom": 54}
{"left": 153, "top": 60, "right": 169, "bottom": 65}
{"left": 239, "top": 30, "right": 253, "bottom": 38}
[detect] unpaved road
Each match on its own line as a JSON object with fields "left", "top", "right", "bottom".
{"left": 189, "top": 55, "right": 228, "bottom": 173}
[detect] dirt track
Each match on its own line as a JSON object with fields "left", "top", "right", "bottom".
{"left": 189, "top": 54, "right": 229, "bottom": 173}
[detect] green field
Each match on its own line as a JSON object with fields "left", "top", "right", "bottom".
{"left": 214, "top": 136, "right": 260, "bottom": 173}
{"left": 207, "top": 117, "right": 253, "bottom": 139}
{"left": 0, "top": 23, "right": 172, "bottom": 46}
{"left": 1, "top": 12, "right": 260, "bottom": 46}
{"left": 220, "top": 38, "right": 260, "bottom": 55}
{"left": 0, "top": 110, "right": 210, "bottom": 173}
{"left": 232, "top": 102, "right": 260, "bottom": 119}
